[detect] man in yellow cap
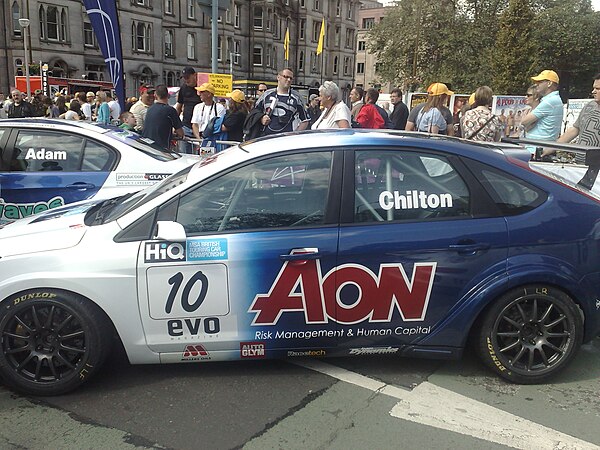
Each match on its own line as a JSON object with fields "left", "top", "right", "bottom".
{"left": 521, "top": 70, "right": 563, "bottom": 146}
{"left": 405, "top": 82, "right": 455, "bottom": 135}
{"left": 191, "top": 82, "right": 225, "bottom": 141}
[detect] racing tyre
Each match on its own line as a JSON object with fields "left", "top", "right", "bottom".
{"left": 0, "top": 290, "right": 112, "bottom": 396}
{"left": 477, "top": 285, "right": 583, "bottom": 384}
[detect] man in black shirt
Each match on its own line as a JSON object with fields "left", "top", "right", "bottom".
{"left": 389, "top": 88, "right": 409, "bottom": 130}
{"left": 175, "top": 66, "right": 200, "bottom": 153}
{"left": 7, "top": 90, "right": 33, "bottom": 118}
{"left": 142, "top": 85, "right": 183, "bottom": 150}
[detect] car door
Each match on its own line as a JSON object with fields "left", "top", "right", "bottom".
{"left": 0, "top": 128, "right": 117, "bottom": 222}
{"left": 335, "top": 148, "right": 509, "bottom": 353}
{"left": 136, "top": 150, "right": 342, "bottom": 362}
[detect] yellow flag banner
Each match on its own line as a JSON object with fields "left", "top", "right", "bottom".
{"left": 316, "top": 18, "right": 325, "bottom": 55}
{"left": 284, "top": 28, "right": 290, "bottom": 60}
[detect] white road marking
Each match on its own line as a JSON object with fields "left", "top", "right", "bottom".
{"left": 293, "top": 359, "right": 599, "bottom": 450}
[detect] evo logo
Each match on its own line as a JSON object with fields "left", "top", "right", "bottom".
{"left": 145, "top": 241, "right": 185, "bottom": 263}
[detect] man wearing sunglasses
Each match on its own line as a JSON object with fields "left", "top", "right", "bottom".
{"left": 522, "top": 70, "right": 563, "bottom": 144}
{"left": 251, "top": 68, "right": 309, "bottom": 137}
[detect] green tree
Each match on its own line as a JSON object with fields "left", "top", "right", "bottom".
{"left": 490, "top": 0, "right": 537, "bottom": 94}
{"left": 531, "top": 0, "right": 600, "bottom": 98}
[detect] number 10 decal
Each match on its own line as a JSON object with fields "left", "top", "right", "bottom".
{"left": 165, "top": 271, "right": 209, "bottom": 314}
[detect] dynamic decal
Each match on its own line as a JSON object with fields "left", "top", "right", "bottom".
{"left": 187, "top": 238, "right": 228, "bottom": 261}
{"left": 349, "top": 347, "right": 399, "bottom": 355}
{"left": 24, "top": 148, "right": 67, "bottom": 160}
{"left": 144, "top": 242, "right": 185, "bottom": 263}
{"left": 379, "top": 190, "right": 453, "bottom": 211}
{"left": 0, "top": 197, "right": 64, "bottom": 221}
{"left": 240, "top": 342, "right": 266, "bottom": 358}
{"left": 249, "top": 260, "right": 436, "bottom": 325}
{"left": 181, "top": 344, "right": 211, "bottom": 361}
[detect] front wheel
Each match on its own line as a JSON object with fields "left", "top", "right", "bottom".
{"left": 0, "top": 290, "right": 112, "bottom": 395}
{"left": 476, "top": 285, "right": 583, "bottom": 384}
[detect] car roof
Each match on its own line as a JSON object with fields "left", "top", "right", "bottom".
{"left": 0, "top": 118, "right": 111, "bottom": 134}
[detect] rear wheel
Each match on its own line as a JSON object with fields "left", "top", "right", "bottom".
{"left": 477, "top": 285, "right": 583, "bottom": 384}
{"left": 0, "top": 290, "right": 112, "bottom": 395}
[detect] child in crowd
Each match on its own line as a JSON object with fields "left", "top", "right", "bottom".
{"left": 118, "top": 111, "right": 137, "bottom": 131}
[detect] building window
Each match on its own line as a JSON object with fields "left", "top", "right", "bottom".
{"left": 358, "top": 40, "right": 365, "bottom": 51}
{"left": 336, "top": 0, "right": 341, "bottom": 16}
{"left": 253, "top": 45, "right": 263, "bottom": 66}
{"left": 165, "top": 0, "right": 173, "bottom": 14}
{"left": 333, "top": 56, "right": 338, "bottom": 74}
{"left": 298, "top": 50, "right": 304, "bottom": 71}
{"left": 225, "top": 8, "right": 231, "bottom": 23}
{"left": 344, "top": 56, "right": 351, "bottom": 75}
{"left": 132, "top": 21, "right": 152, "bottom": 53}
{"left": 335, "top": 26, "right": 340, "bottom": 47}
{"left": 234, "top": 40, "right": 241, "bottom": 63}
{"left": 166, "top": 71, "right": 176, "bottom": 86}
{"left": 135, "top": 0, "right": 150, "bottom": 6}
{"left": 39, "top": 4, "right": 69, "bottom": 43}
{"left": 254, "top": 6, "right": 263, "bottom": 29}
{"left": 313, "top": 0, "right": 321, "bottom": 12}
{"left": 187, "top": 0, "right": 195, "bottom": 19}
{"left": 356, "top": 62, "right": 365, "bottom": 74}
{"left": 266, "top": 8, "right": 272, "bottom": 31}
{"left": 217, "top": 36, "right": 222, "bottom": 61}
{"left": 266, "top": 45, "right": 272, "bottom": 68}
{"left": 84, "top": 22, "right": 97, "bottom": 48}
{"left": 164, "top": 29, "right": 174, "bottom": 57}
{"left": 362, "top": 18, "right": 375, "bottom": 29}
{"left": 345, "top": 28, "right": 354, "bottom": 48}
{"left": 312, "top": 20, "right": 320, "bottom": 42}
{"left": 85, "top": 63, "right": 105, "bottom": 81}
{"left": 234, "top": 3, "right": 240, "bottom": 28}
{"left": 299, "top": 19, "right": 306, "bottom": 40}
{"left": 12, "top": 2, "right": 21, "bottom": 37}
{"left": 300, "top": 0, "right": 305, "bottom": 8}
{"left": 310, "top": 52, "right": 318, "bottom": 73}
{"left": 347, "top": 2, "right": 353, "bottom": 20}
{"left": 187, "top": 33, "right": 196, "bottom": 59}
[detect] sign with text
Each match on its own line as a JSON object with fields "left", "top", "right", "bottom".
{"left": 197, "top": 72, "right": 233, "bottom": 97}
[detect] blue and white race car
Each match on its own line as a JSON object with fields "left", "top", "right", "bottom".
{"left": 0, "top": 119, "right": 200, "bottom": 224}
{"left": 1, "top": 129, "right": 600, "bottom": 395}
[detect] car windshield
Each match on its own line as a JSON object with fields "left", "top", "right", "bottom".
{"left": 106, "top": 129, "right": 180, "bottom": 161}
{"left": 88, "top": 164, "right": 194, "bottom": 225}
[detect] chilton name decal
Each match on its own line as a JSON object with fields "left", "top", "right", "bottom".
{"left": 249, "top": 260, "right": 436, "bottom": 325}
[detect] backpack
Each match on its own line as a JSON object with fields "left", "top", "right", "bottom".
{"left": 201, "top": 114, "right": 228, "bottom": 152}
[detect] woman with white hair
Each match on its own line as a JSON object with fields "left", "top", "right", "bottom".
{"left": 311, "top": 81, "right": 351, "bottom": 129}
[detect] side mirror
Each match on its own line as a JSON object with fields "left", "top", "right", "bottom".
{"left": 154, "top": 221, "right": 187, "bottom": 241}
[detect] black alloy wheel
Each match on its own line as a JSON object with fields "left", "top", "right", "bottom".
{"left": 0, "top": 291, "right": 111, "bottom": 395}
{"left": 477, "top": 285, "right": 583, "bottom": 384}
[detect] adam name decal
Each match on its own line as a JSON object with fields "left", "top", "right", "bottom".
{"left": 249, "top": 260, "right": 436, "bottom": 325}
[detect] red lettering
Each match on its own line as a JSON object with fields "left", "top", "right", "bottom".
{"left": 249, "top": 261, "right": 436, "bottom": 325}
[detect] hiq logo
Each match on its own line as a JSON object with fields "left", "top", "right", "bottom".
{"left": 144, "top": 241, "right": 186, "bottom": 263}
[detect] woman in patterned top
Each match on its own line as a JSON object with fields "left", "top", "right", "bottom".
{"left": 461, "top": 86, "right": 502, "bottom": 142}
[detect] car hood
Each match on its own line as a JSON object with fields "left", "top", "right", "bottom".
{"left": 0, "top": 202, "right": 96, "bottom": 258}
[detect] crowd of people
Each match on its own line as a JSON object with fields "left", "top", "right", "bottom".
{"left": 1, "top": 66, "right": 598, "bottom": 158}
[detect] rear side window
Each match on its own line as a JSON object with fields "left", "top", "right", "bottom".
{"left": 469, "top": 160, "right": 546, "bottom": 215}
{"left": 10, "top": 130, "right": 117, "bottom": 172}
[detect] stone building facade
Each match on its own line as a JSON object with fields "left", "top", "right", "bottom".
{"left": 1, "top": 0, "right": 359, "bottom": 100}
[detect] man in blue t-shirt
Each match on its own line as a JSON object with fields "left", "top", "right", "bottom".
{"left": 522, "top": 70, "right": 564, "bottom": 144}
{"left": 254, "top": 68, "right": 310, "bottom": 136}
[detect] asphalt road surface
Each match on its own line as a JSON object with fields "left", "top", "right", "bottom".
{"left": 1, "top": 338, "right": 599, "bottom": 450}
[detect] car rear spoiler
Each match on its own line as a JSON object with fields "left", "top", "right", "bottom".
{"left": 501, "top": 137, "right": 600, "bottom": 190}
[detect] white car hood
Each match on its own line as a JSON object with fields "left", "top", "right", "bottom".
{"left": 0, "top": 203, "right": 93, "bottom": 258}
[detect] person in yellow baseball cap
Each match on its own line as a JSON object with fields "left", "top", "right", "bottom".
{"left": 521, "top": 70, "right": 563, "bottom": 148}
{"left": 191, "top": 83, "right": 225, "bottom": 141}
{"left": 406, "top": 82, "right": 455, "bottom": 135}
{"left": 221, "top": 89, "right": 248, "bottom": 143}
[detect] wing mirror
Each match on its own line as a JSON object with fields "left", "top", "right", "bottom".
{"left": 154, "top": 221, "right": 187, "bottom": 241}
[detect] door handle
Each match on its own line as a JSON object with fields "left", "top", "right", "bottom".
{"left": 448, "top": 242, "right": 490, "bottom": 254}
{"left": 280, "top": 248, "right": 321, "bottom": 262}
{"left": 66, "top": 182, "right": 96, "bottom": 190}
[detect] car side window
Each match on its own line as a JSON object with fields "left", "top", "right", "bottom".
{"left": 354, "top": 150, "right": 471, "bottom": 223}
{"left": 81, "top": 141, "right": 117, "bottom": 171}
{"left": 176, "top": 151, "right": 332, "bottom": 234}
{"left": 11, "top": 130, "right": 85, "bottom": 172}
{"left": 468, "top": 160, "right": 546, "bottom": 215}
